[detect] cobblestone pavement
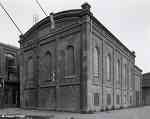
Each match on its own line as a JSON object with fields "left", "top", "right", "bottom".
{"left": 0, "top": 106, "right": 149, "bottom": 119}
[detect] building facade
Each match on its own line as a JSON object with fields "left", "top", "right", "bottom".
{"left": 142, "top": 73, "right": 150, "bottom": 105}
{"left": 19, "top": 3, "right": 142, "bottom": 112}
{"left": 134, "top": 66, "right": 142, "bottom": 106}
{"left": 0, "top": 43, "right": 19, "bottom": 108}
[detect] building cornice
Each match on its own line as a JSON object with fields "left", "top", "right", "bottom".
{"left": 19, "top": 3, "right": 135, "bottom": 57}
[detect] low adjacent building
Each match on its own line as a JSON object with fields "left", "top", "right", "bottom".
{"left": 0, "top": 43, "right": 20, "bottom": 108}
{"left": 142, "top": 73, "right": 150, "bottom": 105}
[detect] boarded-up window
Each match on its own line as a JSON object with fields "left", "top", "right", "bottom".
{"left": 66, "top": 46, "right": 75, "bottom": 75}
{"left": 130, "top": 96, "right": 132, "bottom": 104}
{"left": 123, "top": 64, "right": 126, "bottom": 88}
{"left": 0, "top": 55, "right": 1, "bottom": 73}
{"left": 123, "top": 95, "right": 127, "bottom": 104}
{"left": 116, "top": 94, "right": 120, "bottom": 105}
{"left": 45, "top": 52, "right": 52, "bottom": 81}
{"left": 123, "top": 64, "right": 128, "bottom": 88}
{"left": 107, "top": 94, "right": 111, "bottom": 105}
{"left": 106, "top": 55, "right": 111, "bottom": 81}
{"left": 94, "top": 93, "right": 99, "bottom": 106}
{"left": 93, "top": 47, "right": 99, "bottom": 76}
{"left": 116, "top": 60, "right": 120, "bottom": 83}
{"left": 27, "top": 58, "right": 33, "bottom": 80}
{"left": 129, "top": 66, "right": 131, "bottom": 89}
{"left": 125, "top": 64, "right": 127, "bottom": 88}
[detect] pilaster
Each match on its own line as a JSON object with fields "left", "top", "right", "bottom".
{"left": 19, "top": 35, "right": 25, "bottom": 108}
{"left": 80, "top": 3, "right": 91, "bottom": 112}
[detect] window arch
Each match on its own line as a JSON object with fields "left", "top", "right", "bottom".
{"left": 27, "top": 57, "right": 33, "bottom": 80}
{"left": 106, "top": 54, "right": 111, "bottom": 81}
{"left": 66, "top": 46, "right": 75, "bottom": 75}
{"left": 93, "top": 47, "right": 99, "bottom": 76}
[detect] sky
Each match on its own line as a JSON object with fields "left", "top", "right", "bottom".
{"left": 0, "top": 0, "right": 149, "bottom": 73}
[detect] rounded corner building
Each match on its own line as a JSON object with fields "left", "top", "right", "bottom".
{"left": 19, "top": 3, "right": 142, "bottom": 113}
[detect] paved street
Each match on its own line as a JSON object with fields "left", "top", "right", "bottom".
{"left": 0, "top": 106, "right": 149, "bottom": 119}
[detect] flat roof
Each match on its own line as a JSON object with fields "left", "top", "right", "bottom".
{"left": 0, "top": 42, "right": 19, "bottom": 50}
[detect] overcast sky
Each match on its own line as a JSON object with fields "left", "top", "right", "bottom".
{"left": 0, "top": 0, "right": 149, "bottom": 73}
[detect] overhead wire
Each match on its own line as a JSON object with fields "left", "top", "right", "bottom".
{"left": 0, "top": 1, "right": 23, "bottom": 35}
{"left": 34, "top": 0, "right": 47, "bottom": 17}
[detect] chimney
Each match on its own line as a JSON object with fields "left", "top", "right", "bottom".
{"left": 33, "top": 14, "right": 39, "bottom": 24}
{"left": 81, "top": 2, "right": 91, "bottom": 11}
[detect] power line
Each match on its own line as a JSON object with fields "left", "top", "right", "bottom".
{"left": 34, "top": 0, "right": 47, "bottom": 17}
{"left": 0, "top": 1, "right": 23, "bottom": 35}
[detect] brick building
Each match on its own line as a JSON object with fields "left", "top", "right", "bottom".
{"left": 19, "top": 3, "right": 142, "bottom": 112}
{"left": 134, "top": 66, "right": 142, "bottom": 106}
{"left": 142, "top": 73, "right": 150, "bottom": 105}
{"left": 0, "top": 43, "right": 19, "bottom": 108}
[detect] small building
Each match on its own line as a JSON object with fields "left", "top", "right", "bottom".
{"left": 0, "top": 43, "right": 20, "bottom": 108}
{"left": 19, "top": 3, "right": 142, "bottom": 112}
{"left": 142, "top": 72, "right": 150, "bottom": 105}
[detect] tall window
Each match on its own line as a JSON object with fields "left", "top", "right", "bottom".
{"left": 123, "top": 64, "right": 127, "bottom": 88}
{"left": 107, "top": 94, "right": 111, "bottom": 105}
{"left": 0, "top": 55, "right": 1, "bottom": 73}
{"left": 116, "top": 94, "right": 120, "bottom": 105}
{"left": 116, "top": 60, "right": 120, "bottom": 83}
{"left": 45, "top": 52, "right": 52, "bottom": 80}
{"left": 27, "top": 58, "right": 33, "bottom": 80}
{"left": 106, "top": 55, "right": 111, "bottom": 81}
{"left": 130, "top": 96, "right": 132, "bottom": 104}
{"left": 125, "top": 64, "right": 127, "bottom": 88}
{"left": 93, "top": 47, "right": 99, "bottom": 76}
{"left": 45, "top": 52, "right": 52, "bottom": 72}
{"left": 66, "top": 46, "right": 75, "bottom": 75}
{"left": 93, "top": 93, "right": 99, "bottom": 106}
{"left": 129, "top": 67, "right": 132, "bottom": 89}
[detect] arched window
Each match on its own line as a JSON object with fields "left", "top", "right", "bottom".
{"left": 66, "top": 46, "right": 75, "bottom": 75}
{"left": 129, "top": 66, "right": 131, "bottom": 89}
{"left": 27, "top": 57, "right": 33, "bottom": 80}
{"left": 123, "top": 64, "right": 125, "bottom": 88}
{"left": 45, "top": 52, "right": 52, "bottom": 81}
{"left": 45, "top": 52, "right": 52, "bottom": 73}
{"left": 116, "top": 60, "right": 120, "bottom": 83}
{"left": 123, "top": 64, "right": 127, "bottom": 88}
{"left": 106, "top": 55, "right": 111, "bottom": 81}
{"left": 93, "top": 47, "right": 99, "bottom": 76}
